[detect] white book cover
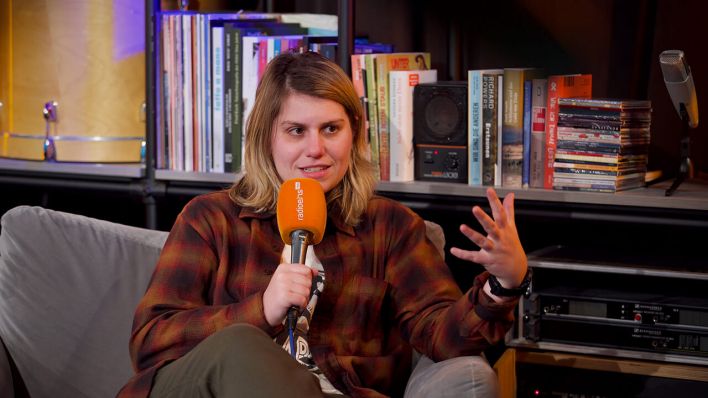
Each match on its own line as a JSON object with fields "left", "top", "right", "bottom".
{"left": 195, "top": 15, "right": 204, "bottom": 172}
{"left": 182, "top": 14, "right": 194, "bottom": 172}
{"left": 389, "top": 69, "right": 437, "bottom": 182}
{"left": 173, "top": 14, "right": 184, "bottom": 171}
{"left": 211, "top": 25, "right": 225, "bottom": 173}
{"left": 267, "top": 37, "right": 276, "bottom": 63}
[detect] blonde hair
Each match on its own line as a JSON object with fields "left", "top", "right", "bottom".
{"left": 229, "top": 52, "right": 376, "bottom": 226}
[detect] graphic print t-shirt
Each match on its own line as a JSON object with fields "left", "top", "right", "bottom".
{"left": 274, "top": 245, "right": 343, "bottom": 395}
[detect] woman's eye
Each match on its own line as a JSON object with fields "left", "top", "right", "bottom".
{"left": 324, "top": 125, "right": 339, "bottom": 134}
{"left": 288, "top": 127, "right": 304, "bottom": 135}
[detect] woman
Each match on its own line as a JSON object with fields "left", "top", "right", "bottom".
{"left": 119, "top": 51, "right": 528, "bottom": 398}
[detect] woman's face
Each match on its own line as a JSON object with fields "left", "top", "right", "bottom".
{"left": 271, "top": 92, "right": 353, "bottom": 193}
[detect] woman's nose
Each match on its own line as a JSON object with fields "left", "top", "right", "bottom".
{"left": 305, "top": 132, "right": 325, "bottom": 157}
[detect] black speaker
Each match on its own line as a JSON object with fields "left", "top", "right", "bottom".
{"left": 413, "top": 81, "right": 468, "bottom": 183}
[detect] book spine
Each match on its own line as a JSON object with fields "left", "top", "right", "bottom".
{"left": 522, "top": 79, "right": 532, "bottom": 188}
{"left": 232, "top": 28, "right": 243, "bottom": 171}
{"left": 350, "top": 54, "right": 371, "bottom": 164}
{"left": 170, "top": 15, "right": 180, "bottom": 169}
{"left": 203, "top": 16, "right": 213, "bottom": 173}
{"left": 364, "top": 54, "right": 380, "bottom": 179}
{"left": 544, "top": 76, "right": 560, "bottom": 189}
{"left": 496, "top": 75, "right": 504, "bottom": 186}
{"left": 501, "top": 69, "right": 525, "bottom": 188}
{"left": 211, "top": 25, "right": 225, "bottom": 173}
{"left": 529, "top": 78, "right": 547, "bottom": 188}
{"left": 241, "top": 36, "right": 260, "bottom": 155}
{"left": 544, "top": 74, "right": 592, "bottom": 188}
{"left": 389, "top": 70, "right": 437, "bottom": 182}
{"left": 468, "top": 71, "right": 482, "bottom": 186}
{"left": 257, "top": 36, "right": 268, "bottom": 80}
{"left": 375, "top": 55, "right": 391, "bottom": 181}
{"left": 223, "top": 25, "right": 233, "bottom": 172}
{"left": 161, "top": 15, "right": 172, "bottom": 169}
{"left": 195, "top": 15, "right": 204, "bottom": 172}
{"left": 182, "top": 14, "right": 194, "bottom": 172}
{"left": 482, "top": 73, "right": 499, "bottom": 186}
{"left": 194, "top": 16, "right": 204, "bottom": 172}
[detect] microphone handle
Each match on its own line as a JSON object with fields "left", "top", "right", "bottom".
{"left": 288, "top": 230, "right": 310, "bottom": 331}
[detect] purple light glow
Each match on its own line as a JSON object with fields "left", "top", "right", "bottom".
{"left": 113, "top": 0, "right": 145, "bottom": 61}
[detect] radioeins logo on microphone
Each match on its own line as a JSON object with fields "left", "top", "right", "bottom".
{"left": 295, "top": 181, "right": 304, "bottom": 221}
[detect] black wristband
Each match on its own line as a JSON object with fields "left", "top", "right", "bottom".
{"left": 488, "top": 267, "right": 532, "bottom": 297}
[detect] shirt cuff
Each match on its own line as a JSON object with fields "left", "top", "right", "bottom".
{"left": 469, "top": 272, "right": 519, "bottom": 322}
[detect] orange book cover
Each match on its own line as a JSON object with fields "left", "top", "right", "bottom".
{"left": 543, "top": 74, "right": 592, "bottom": 189}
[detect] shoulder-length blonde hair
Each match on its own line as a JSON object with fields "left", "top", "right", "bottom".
{"left": 229, "top": 51, "right": 376, "bottom": 226}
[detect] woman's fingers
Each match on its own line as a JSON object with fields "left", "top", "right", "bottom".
{"left": 486, "top": 188, "right": 508, "bottom": 228}
{"left": 459, "top": 224, "right": 494, "bottom": 251}
{"left": 472, "top": 206, "right": 501, "bottom": 240}
{"left": 503, "top": 192, "right": 516, "bottom": 227}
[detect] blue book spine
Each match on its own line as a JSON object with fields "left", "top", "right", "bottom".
{"left": 468, "top": 70, "right": 482, "bottom": 186}
{"left": 522, "top": 79, "right": 532, "bottom": 187}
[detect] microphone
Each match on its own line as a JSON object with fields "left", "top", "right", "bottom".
{"left": 275, "top": 178, "right": 327, "bottom": 357}
{"left": 660, "top": 49, "right": 699, "bottom": 128}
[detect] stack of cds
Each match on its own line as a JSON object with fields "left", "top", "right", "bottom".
{"left": 553, "top": 98, "right": 652, "bottom": 193}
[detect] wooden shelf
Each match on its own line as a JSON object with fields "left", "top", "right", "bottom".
{"left": 0, "top": 158, "right": 144, "bottom": 179}
{"left": 515, "top": 349, "right": 708, "bottom": 382}
{"left": 377, "top": 179, "right": 708, "bottom": 212}
{"left": 148, "top": 169, "right": 708, "bottom": 212}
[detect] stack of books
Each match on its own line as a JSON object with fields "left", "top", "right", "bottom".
{"left": 553, "top": 98, "right": 651, "bottom": 193}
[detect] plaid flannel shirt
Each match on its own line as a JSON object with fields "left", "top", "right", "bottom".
{"left": 118, "top": 191, "right": 517, "bottom": 398}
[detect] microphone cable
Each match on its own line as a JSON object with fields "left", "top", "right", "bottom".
{"left": 287, "top": 307, "right": 298, "bottom": 358}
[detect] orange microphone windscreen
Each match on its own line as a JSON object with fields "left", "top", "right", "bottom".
{"left": 276, "top": 178, "right": 327, "bottom": 245}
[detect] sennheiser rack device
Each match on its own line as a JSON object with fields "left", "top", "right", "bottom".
{"left": 508, "top": 245, "right": 708, "bottom": 366}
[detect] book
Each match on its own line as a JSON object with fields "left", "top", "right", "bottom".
{"left": 529, "top": 78, "right": 548, "bottom": 188}
{"left": 182, "top": 14, "right": 194, "bottom": 172}
{"left": 543, "top": 74, "right": 592, "bottom": 189}
{"left": 373, "top": 52, "right": 431, "bottom": 181}
{"left": 502, "top": 68, "right": 540, "bottom": 188}
{"left": 389, "top": 69, "right": 437, "bottom": 182}
{"left": 350, "top": 54, "right": 371, "bottom": 161}
{"left": 522, "top": 79, "right": 532, "bottom": 188}
{"left": 468, "top": 69, "right": 502, "bottom": 186}
{"left": 481, "top": 71, "right": 504, "bottom": 186}
{"left": 364, "top": 53, "right": 381, "bottom": 179}
{"left": 211, "top": 24, "right": 225, "bottom": 173}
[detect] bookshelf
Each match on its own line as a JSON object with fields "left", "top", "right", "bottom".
{"left": 0, "top": 0, "right": 707, "bottom": 393}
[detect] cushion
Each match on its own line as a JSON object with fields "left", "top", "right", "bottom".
{"left": 0, "top": 206, "right": 445, "bottom": 398}
{"left": 0, "top": 336, "right": 14, "bottom": 396}
{"left": 424, "top": 220, "right": 446, "bottom": 258}
{"left": 0, "top": 206, "right": 168, "bottom": 398}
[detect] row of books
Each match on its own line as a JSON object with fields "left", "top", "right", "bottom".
{"left": 467, "top": 70, "right": 596, "bottom": 189}
{"left": 156, "top": 12, "right": 392, "bottom": 174}
{"left": 467, "top": 70, "right": 653, "bottom": 191}
{"left": 350, "top": 52, "right": 434, "bottom": 181}
{"left": 348, "top": 61, "right": 653, "bottom": 191}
